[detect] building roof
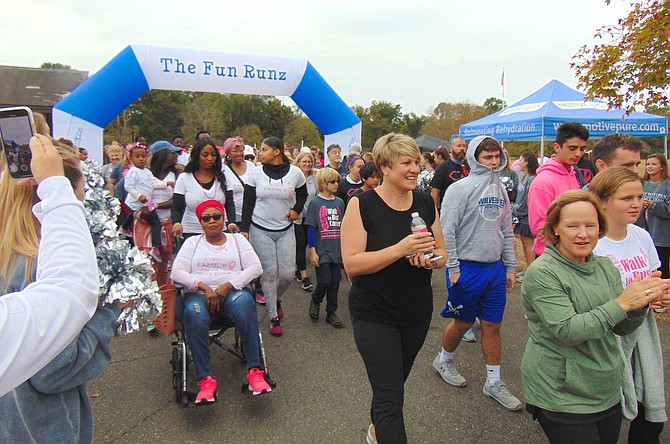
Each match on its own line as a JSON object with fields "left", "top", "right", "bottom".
{"left": 0, "top": 65, "right": 89, "bottom": 113}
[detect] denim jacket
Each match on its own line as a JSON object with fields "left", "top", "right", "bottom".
{"left": 0, "top": 255, "right": 119, "bottom": 444}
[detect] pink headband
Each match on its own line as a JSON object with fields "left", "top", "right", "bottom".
{"left": 195, "top": 199, "right": 225, "bottom": 221}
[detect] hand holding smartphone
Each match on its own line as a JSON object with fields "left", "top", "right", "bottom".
{"left": 0, "top": 106, "right": 36, "bottom": 179}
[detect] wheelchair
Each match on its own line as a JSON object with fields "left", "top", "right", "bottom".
{"left": 168, "top": 235, "right": 276, "bottom": 407}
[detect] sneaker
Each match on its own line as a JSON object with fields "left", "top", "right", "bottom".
{"left": 149, "top": 247, "right": 162, "bottom": 263}
{"left": 366, "top": 424, "right": 377, "bottom": 444}
{"left": 277, "top": 301, "right": 284, "bottom": 319}
{"left": 195, "top": 376, "right": 217, "bottom": 405}
{"left": 432, "top": 355, "right": 467, "bottom": 387}
{"left": 146, "top": 321, "right": 156, "bottom": 333}
{"left": 326, "top": 312, "right": 344, "bottom": 328}
{"left": 246, "top": 368, "right": 272, "bottom": 395}
{"left": 294, "top": 271, "right": 303, "bottom": 282}
{"left": 301, "top": 277, "right": 314, "bottom": 291}
{"left": 309, "top": 300, "right": 320, "bottom": 321}
{"left": 255, "top": 291, "right": 266, "bottom": 304}
{"left": 462, "top": 328, "right": 477, "bottom": 343}
{"left": 270, "top": 317, "right": 282, "bottom": 337}
{"left": 654, "top": 307, "right": 668, "bottom": 313}
{"left": 483, "top": 380, "right": 522, "bottom": 411}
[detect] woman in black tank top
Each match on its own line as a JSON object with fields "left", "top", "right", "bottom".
{"left": 341, "top": 134, "right": 447, "bottom": 444}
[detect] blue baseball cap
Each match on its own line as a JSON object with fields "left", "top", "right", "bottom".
{"left": 150, "top": 140, "right": 181, "bottom": 154}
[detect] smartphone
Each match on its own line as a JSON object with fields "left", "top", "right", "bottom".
{"left": 0, "top": 106, "right": 35, "bottom": 179}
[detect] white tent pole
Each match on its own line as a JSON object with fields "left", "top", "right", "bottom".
{"left": 665, "top": 136, "right": 668, "bottom": 159}
{"left": 540, "top": 136, "right": 545, "bottom": 164}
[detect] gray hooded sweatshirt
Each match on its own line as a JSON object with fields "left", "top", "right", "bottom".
{"left": 440, "top": 135, "right": 516, "bottom": 275}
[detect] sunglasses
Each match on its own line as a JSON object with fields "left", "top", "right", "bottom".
{"left": 200, "top": 214, "right": 223, "bottom": 222}
{"left": 327, "top": 180, "right": 339, "bottom": 184}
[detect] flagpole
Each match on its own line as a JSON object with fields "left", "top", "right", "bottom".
{"left": 501, "top": 66, "right": 505, "bottom": 106}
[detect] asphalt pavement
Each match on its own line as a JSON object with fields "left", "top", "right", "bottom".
{"left": 90, "top": 270, "right": 670, "bottom": 443}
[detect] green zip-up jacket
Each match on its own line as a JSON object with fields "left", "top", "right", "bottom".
{"left": 521, "top": 244, "right": 647, "bottom": 414}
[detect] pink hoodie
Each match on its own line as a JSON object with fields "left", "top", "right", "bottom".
{"left": 527, "top": 158, "right": 580, "bottom": 255}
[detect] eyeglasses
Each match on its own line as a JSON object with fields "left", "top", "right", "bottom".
{"left": 200, "top": 214, "right": 223, "bottom": 222}
{"left": 327, "top": 180, "right": 339, "bottom": 184}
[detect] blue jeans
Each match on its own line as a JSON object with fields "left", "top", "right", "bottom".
{"left": 312, "top": 262, "right": 341, "bottom": 314}
{"left": 176, "top": 289, "right": 261, "bottom": 380}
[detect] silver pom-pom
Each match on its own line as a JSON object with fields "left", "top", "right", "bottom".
{"left": 82, "top": 160, "right": 162, "bottom": 335}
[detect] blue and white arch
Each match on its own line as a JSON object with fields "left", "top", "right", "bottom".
{"left": 53, "top": 44, "right": 361, "bottom": 161}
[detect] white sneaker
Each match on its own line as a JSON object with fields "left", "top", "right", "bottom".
{"left": 432, "top": 355, "right": 467, "bottom": 387}
{"left": 483, "top": 380, "right": 522, "bottom": 411}
{"left": 462, "top": 328, "right": 477, "bottom": 342}
{"left": 366, "top": 424, "right": 377, "bottom": 444}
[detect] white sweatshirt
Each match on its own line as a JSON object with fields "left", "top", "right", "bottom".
{"left": 0, "top": 177, "right": 98, "bottom": 397}
{"left": 171, "top": 233, "right": 262, "bottom": 291}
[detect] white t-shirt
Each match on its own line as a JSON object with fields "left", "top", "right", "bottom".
{"left": 594, "top": 224, "right": 661, "bottom": 288}
{"left": 152, "top": 171, "right": 176, "bottom": 222}
{"left": 177, "top": 151, "right": 190, "bottom": 167}
{"left": 247, "top": 164, "right": 306, "bottom": 230}
{"left": 223, "top": 160, "right": 256, "bottom": 223}
{"left": 124, "top": 166, "right": 166, "bottom": 211}
{"left": 173, "top": 172, "right": 228, "bottom": 234}
{"left": 170, "top": 233, "right": 262, "bottom": 291}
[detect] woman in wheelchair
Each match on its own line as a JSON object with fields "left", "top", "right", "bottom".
{"left": 171, "top": 199, "right": 272, "bottom": 404}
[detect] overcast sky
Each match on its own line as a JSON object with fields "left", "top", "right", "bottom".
{"left": 2, "top": 0, "right": 630, "bottom": 115}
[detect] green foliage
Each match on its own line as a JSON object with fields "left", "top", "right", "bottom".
{"left": 180, "top": 92, "right": 227, "bottom": 142}
{"left": 421, "top": 102, "right": 489, "bottom": 141}
{"left": 355, "top": 100, "right": 404, "bottom": 147}
{"left": 572, "top": 0, "right": 670, "bottom": 111}
{"left": 124, "top": 90, "right": 190, "bottom": 143}
{"left": 284, "top": 116, "right": 323, "bottom": 147}
{"left": 41, "top": 62, "right": 71, "bottom": 70}
{"left": 234, "top": 124, "right": 263, "bottom": 148}
{"left": 483, "top": 97, "right": 506, "bottom": 114}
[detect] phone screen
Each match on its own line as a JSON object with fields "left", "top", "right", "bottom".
{"left": 0, "top": 108, "right": 34, "bottom": 179}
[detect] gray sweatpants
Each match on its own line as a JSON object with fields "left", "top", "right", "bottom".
{"left": 249, "top": 225, "right": 296, "bottom": 319}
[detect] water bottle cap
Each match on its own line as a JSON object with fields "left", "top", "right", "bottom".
{"left": 411, "top": 212, "right": 419, "bottom": 218}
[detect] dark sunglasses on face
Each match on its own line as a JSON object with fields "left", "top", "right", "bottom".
{"left": 200, "top": 214, "right": 223, "bottom": 222}
{"left": 328, "top": 180, "right": 338, "bottom": 184}
{"left": 244, "top": 155, "right": 255, "bottom": 160}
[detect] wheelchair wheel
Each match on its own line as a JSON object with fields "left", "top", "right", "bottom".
{"left": 171, "top": 344, "right": 185, "bottom": 404}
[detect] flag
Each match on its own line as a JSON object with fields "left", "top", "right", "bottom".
{"left": 500, "top": 67, "right": 505, "bottom": 87}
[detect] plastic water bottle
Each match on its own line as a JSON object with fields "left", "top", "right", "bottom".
{"left": 410, "top": 212, "right": 433, "bottom": 258}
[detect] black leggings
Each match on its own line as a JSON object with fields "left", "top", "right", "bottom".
{"left": 534, "top": 406, "right": 622, "bottom": 444}
{"left": 628, "top": 402, "right": 664, "bottom": 444}
{"left": 352, "top": 317, "right": 431, "bottom": 444}
{"left": 294, "top": 223, "right": 308, "bottom": 271}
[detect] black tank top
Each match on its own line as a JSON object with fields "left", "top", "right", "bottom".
{"left": 348, "top": 190, "right": 435, "bottom": 326}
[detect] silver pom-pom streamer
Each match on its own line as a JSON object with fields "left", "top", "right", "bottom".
{"left": 81, "top": 160, "right": 162, "bottom": 334}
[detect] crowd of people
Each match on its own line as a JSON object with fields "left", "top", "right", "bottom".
{"left": 2, "top": 116, "right": 670, "bottom": 443}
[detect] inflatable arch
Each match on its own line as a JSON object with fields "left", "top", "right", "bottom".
{"left": 53, "top": 44, "right": 362, "bottom": 162}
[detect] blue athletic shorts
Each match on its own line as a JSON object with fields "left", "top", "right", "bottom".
{"left": 440, "top": 260, "right": 507, "bottom": 324}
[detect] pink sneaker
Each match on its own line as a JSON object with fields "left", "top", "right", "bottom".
{"left": 149, "top": 247, "right": 162, "bottom": 263}
{"left": 247, "top": 368, "right": 272, "bottom": 395}
{"left": 255, "top": 291, "right": 266, "bottom": 304}
{"left": 270, "top": 317, "right": 282, "bottom": 337}
{"left": 195, "top": 376, "right": 217, "bottom": 405}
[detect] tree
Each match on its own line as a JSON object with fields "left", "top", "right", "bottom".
{"left": 357, "top": 100, "right": 403, "bottom": 147}
{"left": 251, "top": 97, "right": 293, "bottom": 139}
{"left": 283, "top": 116, "right": 323, "bottom": 147}
{"left": 234, "top": 124, "right": 263, "bottom": 148}
{"left": 180, "top": 92, "right": 227, "bottom": 142}
{"left": 421, "top": 102, "right": 489, "bottom": 141}
{"left": 41, "top": 62, "right": 71, "bottom": 70}
{"left": 483, "top": 97, "right": 506, "bottom": 114}
{"left": 572, "top": 0, "right": 670, "bottom": 111}
{"left": 398, "top": 112, "right": 428, "bottom": 138}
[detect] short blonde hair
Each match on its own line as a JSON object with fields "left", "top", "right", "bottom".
{"left": 542, "top": 190, "right": 608, "bottom": 246}
{"left": 293, "top": 152, "right": 316, "bottom": 177}
{"left": 589, "top": 166, "right": 642, "bottom": 202}
{"left": 315, "top": 167, "right": 341, "bottom": 192}
{"left": 372, "top": 133, "right": 420, "bottom": 170}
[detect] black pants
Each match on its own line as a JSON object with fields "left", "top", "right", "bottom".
{"left": 352, "top": 317, "right": 431, "bottom": 444}
{"left": 294, "top": 223, "right": 308, "bottom": 271}
{"left": 655, "top": 246, "right": 670, "bottom": 279}
{"left": 534, "top": 405, "right": 622, "bottom": 444}
{"left": 628, "top": 402, "right": 664, "bottom": 444}
{"left": 312, "top": 262, "right": 341, "bottom": 314}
